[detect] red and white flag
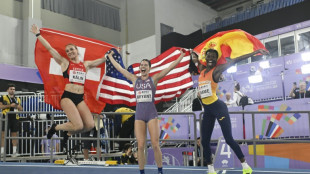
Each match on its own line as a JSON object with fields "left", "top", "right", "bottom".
{"left": 34, "top": 28, "right": 115, "bottom": 113}
{"left": 98, "top": 47, "right": 193, "bottom": 106}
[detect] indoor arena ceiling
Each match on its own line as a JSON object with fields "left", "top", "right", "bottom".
{"left": 198, "top": 0, "right": 251, "bottom": 12}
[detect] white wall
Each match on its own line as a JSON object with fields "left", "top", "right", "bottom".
{"left": 119, "top": 0, "right": 156, "bottom": 67}
{"left": 122, "top": 35, "right": 157, "bottom": 66}
{"left": 39, "top": 0, "right": 121, "bottom": 45}
{"left": 0, "top": 14, "right": 23, "bottom": 65}
{"left": 154, "top": 0, "right": 217, "bottom": 55}
{"left": 0, "top": 0, "right": 22, "bottom": 19}
{"left": 40, "top": 0, "right": 122, "bottom": 45}
{"left": 41, "top": 9, "right": 121, "bottom": 45}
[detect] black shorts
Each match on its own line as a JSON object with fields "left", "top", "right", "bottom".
{"left": 81, "top": 129, "right": 101, "bottom": 149}
{"left": 61, "top": 90, "right": 84, "bottom": 106}
{"left": 2, "top": 116, "right": 19, "bottom": 132}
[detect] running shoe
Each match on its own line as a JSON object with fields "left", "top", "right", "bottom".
{"left": 47, "top": 124, "right": 57, "bottom": 139}
{"left": 243, "top": 167, "right": 253, "bottom": 174}
{"left": 62, "top": 131, "right": 69, "bottom": 148}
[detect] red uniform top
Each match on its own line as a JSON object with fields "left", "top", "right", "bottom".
{"left": 63, "top": 61, "right": 86, "bottom": 85}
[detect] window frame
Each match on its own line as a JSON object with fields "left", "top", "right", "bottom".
{"left": 279, "top": 31, "right": 296, "bottom": 56}
{"left": 263, "top": 35, "right": 279, "bottom": 58}
{"left": 295, "top": 27, "right": 310, "bottom": 52}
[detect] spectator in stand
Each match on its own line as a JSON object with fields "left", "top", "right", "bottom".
{"left": 114, "top": 107, "right": 135, "bottom": 151}
{"left": 189, "top": 137, "right": 207, "bottom": 166}
{"left": 41, "top": 125, "right": 60, "bottom": 156}
{"left": 306, "top": 81, "right": 310, "bottom": 91}
{"left": 120, "top": 143, "right": 138, "bottom": 165}
{"left": 189, "top": 51, "right": 200, "bottom": 75}
{"left": 289, "top": 81, "right": 310, "bottom": 99}
{"left": 192, "top": 91, "right": 203, "bottom": 111}
{"left": 233, "top": 83, "right": 244, "bottom": 106}
{"left": 224, "top": 92, "right": 237, "bottom": 108}
{"left": 191, "top": 51, "right": 206, "bottom": 73}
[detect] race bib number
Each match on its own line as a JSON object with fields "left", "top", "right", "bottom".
{"left": 69, "top": 70, "right": 86, "bottom": 84}
{"left": 199, "top": 81, "right": 212, "bottom": 98}
{"left": 136, "top": 90, "right": 152, "bottom": 103}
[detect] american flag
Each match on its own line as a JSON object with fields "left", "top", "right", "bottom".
{"left": 97, "top": 47, "right": 193, "bottom": 106}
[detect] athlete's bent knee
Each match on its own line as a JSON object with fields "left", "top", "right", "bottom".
{"left": 84, "top": 124, "right": 94, "bottom": 132}
{"left": 72, "top": 123, "right": 84, "bottom": 132}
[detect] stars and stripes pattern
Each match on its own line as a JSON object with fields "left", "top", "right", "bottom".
{"left": 97, "top": 47, "right": 193, "bottom": 106}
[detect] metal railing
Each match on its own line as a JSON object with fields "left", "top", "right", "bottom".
{"left": 197, "top": 110, "right": 310, "bottom": 168}
{"left": 0, "top": 111, "right": 114, "bottom": 162}
{"left": 0, "top": 111, "right": 199, "bottom": 164}
{"left": 1, "top": 110, "right": 310, "bottom": 168}
{"left": 165, "top": 89, "right": 197, "bottom": 112}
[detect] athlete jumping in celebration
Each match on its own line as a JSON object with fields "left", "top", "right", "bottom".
{"left": 195, "top": 48, "right": 268, "bottom": 174}
{"left": 30, "top": 24, "right": 107, "bottom": 143}
{"left": 107, "top": 48, "right": 186, "bottom": 174}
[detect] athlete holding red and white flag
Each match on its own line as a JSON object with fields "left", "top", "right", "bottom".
{"left": 31, "top": 24, "right": 111, "bottom": 144}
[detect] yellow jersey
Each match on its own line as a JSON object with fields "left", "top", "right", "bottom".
{"left": 198, "top": 68, "right": 218, "bottom": 105}
{"left": 1, "top": 95, "right": 21, "bottom": 119}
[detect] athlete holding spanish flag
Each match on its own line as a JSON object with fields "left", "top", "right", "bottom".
{"left": 194, "top": 30, "right": 269, "bottom": 174}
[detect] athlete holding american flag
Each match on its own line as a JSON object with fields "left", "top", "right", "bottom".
{"left": 107, "top": 48, "right": 186, "bottom": 174}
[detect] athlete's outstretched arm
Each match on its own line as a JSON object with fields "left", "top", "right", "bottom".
{"left": 30, "top": 24, "right": 67, "bottom": 66}
{"left": 84, "top": 56, "right": 107, "bottom": 70}
{"left": 107, "top": 50, "right": 137, "bottom": 83}
{"left": 152, "top": 49, "right": 186, "bottom": 86}
{"left": 213, "top": 49, "right": 269, "bottom": 82}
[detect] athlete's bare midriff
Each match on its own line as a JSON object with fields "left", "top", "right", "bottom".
{"left": 64, "top": 83, "right": 84, "bottom": 94}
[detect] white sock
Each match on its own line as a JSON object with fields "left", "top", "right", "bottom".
{"left": 1, "top": 147, "right": 4, "bottom": 153}
{"left": 241, "top": 161, "right": 250, "bottom": 169}
{"left": 208, "top": 164, "right": 215, "bottom": 173}
{"left": 13, "top": 146, "right": 17, "bottom": 154}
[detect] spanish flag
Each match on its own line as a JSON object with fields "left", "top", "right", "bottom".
{"left": 193, "top": 29, "right": 267, "bottom": 66}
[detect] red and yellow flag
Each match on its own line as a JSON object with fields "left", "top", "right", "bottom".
{"left": 35, "top": 28, "right": 116, "bottom": 113}
{"left": 193, "top": 29, "right": 267, "bottom": 66}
